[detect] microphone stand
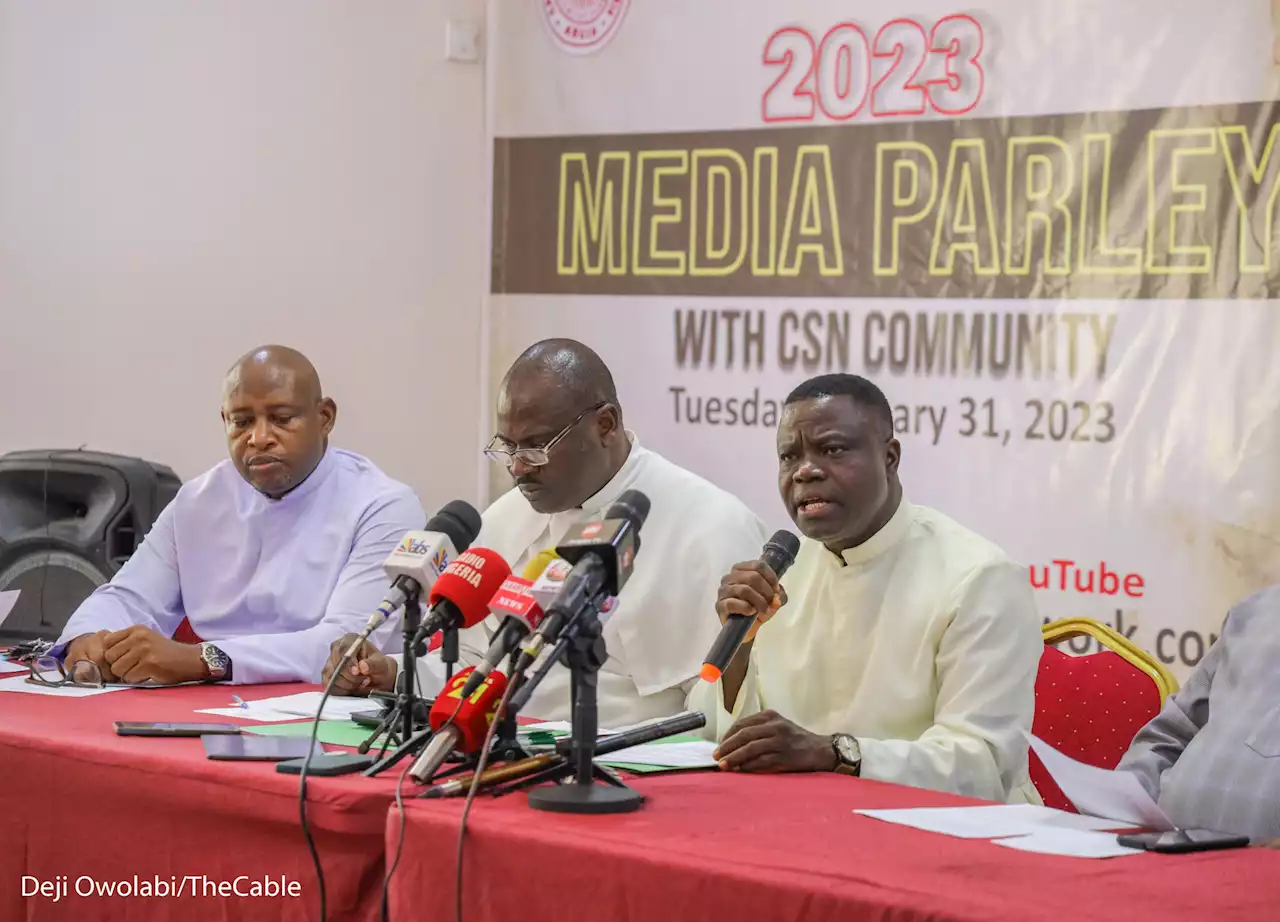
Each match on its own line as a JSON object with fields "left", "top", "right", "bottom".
{"left": 362, "top": 623, "right": 505, "bottom": 778}
{"left": 361, "top": 588, "right": 437, "bottom": 776}
{"left": 440, "top": 624, "right": 459, "bottom": 684}
{"left": 519, "top": 601, "right": 643, "bottom": 814}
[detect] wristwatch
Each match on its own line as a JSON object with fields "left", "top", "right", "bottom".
{"left": 831, "top": 733, "right": 862, "bottom": 776}
{"left": 199, "top": 643, "right": 232, "bottom": 682}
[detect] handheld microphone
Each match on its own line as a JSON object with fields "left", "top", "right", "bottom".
{"left": 408, "top": 666, "right": 508, "bottom": 783}
{"left": 512, "top": 489, "right": 651, "bottom": 675}
{"left": 343, "top": 500, "right": 482, "bottom": 659}
{"left": 458, "top": 574, "right": 547, "bottom": 697}
{"left": 410, "top": 547, "right": 512, "bottom": 650}
{"left": 699, "top": 530, "right": 801, "bottom": 683}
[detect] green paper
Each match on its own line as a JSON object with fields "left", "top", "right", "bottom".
{"left": 521, "top": 730, "right": 564, "bottom": 746}
{"left": 245, "top": 720, "right": 384, "bottom": 749}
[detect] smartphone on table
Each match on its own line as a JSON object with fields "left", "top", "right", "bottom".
{"left": 202, "top": 734, "right": 325, "bottom": 762}
{"left": 1116, "top": 829, "right": 1250, "bottom": 853}
{"left": 115, "top": 722, "right": 241, "bottom": 737}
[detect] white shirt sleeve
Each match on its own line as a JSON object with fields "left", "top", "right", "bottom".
{"left": 856, "top": 560, "right": 1041, "bottom": 802}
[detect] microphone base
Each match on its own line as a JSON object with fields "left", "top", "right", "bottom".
{"left": 528, "top": 771, "right": 644, "bottom": 815}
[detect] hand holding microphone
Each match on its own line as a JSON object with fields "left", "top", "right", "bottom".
{"left": 701, "top": 531, "right": 801, "bottom": 683}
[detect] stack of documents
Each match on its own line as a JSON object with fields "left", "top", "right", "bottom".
{"left": 196, "top": 691, "right": 375, "bottom": 722}
{"left": 518, "top": 721, "right": 719, "bottom": 773}
{"left": 855, "top": 732, "right": 1174, "bottom": 859}
{"left": 856, "top": 804, "right": 1139, "bottom": 858}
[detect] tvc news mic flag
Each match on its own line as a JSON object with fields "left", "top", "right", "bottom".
{"left": 461, "top": 574, "right": 548, "bottom": 696}
{"left": 486, "top": 0, "right": 1280, "bottom": 681}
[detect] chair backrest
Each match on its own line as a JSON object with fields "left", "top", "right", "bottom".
{"left": 1030, "top": 618, "right": 1179, "bottom": 811}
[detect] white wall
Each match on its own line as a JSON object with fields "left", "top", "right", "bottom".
{"left": 0, "top": 0, "right": 489, "bottom": 516}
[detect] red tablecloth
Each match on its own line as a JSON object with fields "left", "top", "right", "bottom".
{"left": 0, "top": 681, "right": 400, "bottom": 922}
{"left": 386, "top": 771, "right": 1280, "bottom": 922}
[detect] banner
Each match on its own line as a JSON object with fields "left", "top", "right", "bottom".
{"left": 488, "top": 0, "right": 1280, "bottom": 678}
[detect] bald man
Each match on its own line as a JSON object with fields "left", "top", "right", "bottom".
{"left": 54, "top": 346, "right": 424, "bottom": 686}
{"left": 325, "top": 339, "right": 770, "bottom": 726}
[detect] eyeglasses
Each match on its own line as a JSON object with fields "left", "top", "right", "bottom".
{"left": 26, "top": 656, "right": 105, "bottom": 689}
{"left": 484, "top": 402, "right": 608, "bottom": 469}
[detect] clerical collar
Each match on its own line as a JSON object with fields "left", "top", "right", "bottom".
{"left": 551, "top": 431, "right": 642, "bottom": 525}
{"left": 837, "top": 496, "right": 912, "bottom": 567}
{"left": 248, "top": 446, "right": 337, "bottom": 507}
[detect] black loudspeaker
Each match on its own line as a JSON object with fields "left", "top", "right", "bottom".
{"left": 0, "top": 450, "right": 182, "bottom": 645}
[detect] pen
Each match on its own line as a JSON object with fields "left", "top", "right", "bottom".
{"left": 231, "top": 695, "right": 249, "bottom": 709}
{"left": 420, "top": 753, "right": 561, "bottom": 799}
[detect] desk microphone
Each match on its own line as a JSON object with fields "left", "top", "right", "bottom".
{"left": 343, "top": 501, "right": 481, "bottom": 659}
{"left": 409, "top": 666, "right": 508, "bottom": 783}
{"left": 459, "top": 574, "right": 547, "bottom": 697}
{"left": 410, "top": 548, "right": 512, "bottom": 649}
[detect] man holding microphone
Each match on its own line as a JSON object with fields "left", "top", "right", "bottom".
{"left": 693, "top": 374, "right": 1042, "bottom": 803}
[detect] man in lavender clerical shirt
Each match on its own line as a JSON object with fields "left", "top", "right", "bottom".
{"left": 54, "top": 345, "right": 424, "bottom": 685}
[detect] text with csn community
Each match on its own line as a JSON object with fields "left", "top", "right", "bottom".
{"left": 22, "top": 874, "right": 303, "bottom": 901}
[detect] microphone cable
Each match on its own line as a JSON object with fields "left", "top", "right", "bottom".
{"left": 454, "top": 677, "right": 518, "bottom": 922}
{"left": 381, "top": 693, "right": 466, "bottom": 922}
{"left": 298, "top": 646, "right": 358, "bottom": 922}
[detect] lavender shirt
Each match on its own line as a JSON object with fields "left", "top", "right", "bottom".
{"left": 55, "top": 448, "right": 424, "bottom": 684}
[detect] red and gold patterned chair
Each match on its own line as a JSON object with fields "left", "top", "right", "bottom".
{"left": 1030, "top": 617, "right": 1179, "bottom": 811}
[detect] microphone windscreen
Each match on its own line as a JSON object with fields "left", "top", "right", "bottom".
{"left": 521, "top": 548, "right": 560, "bottom": 581}
{"left": 606, "top": 489, "right": 650, "bottom": 531}
{"left": 427, "top": 547, "right": 512, "bottom": 629}
{"left": 762, "top": 530, "right": 801, "bottom": 576}
{"left": 425, "top": 500, "right": 483, "bottom": 555}
{"left": 429, "top": 666, "right": 508, "bottom": 750}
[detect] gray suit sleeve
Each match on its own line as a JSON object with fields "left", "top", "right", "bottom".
{"left": 1116, "top": 618, "right": 1225, "bottom": 798}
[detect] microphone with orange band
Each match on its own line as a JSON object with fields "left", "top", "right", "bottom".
{"left": 700, "top": 530, "right": 801, "bottom": 683}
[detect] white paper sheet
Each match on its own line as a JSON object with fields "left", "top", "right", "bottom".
{"left": 0, "top": 655, "right": 27, "bottom": 676}
{"left": 0, "top": 672, "right": 132, "bottom": 697}
{"left": 0, "top": 590, "right": 19, "bottom": 627}
{"left": 195, "top": 691, "right": 372, "bottom": 722}
{"left": 992, "top": 828, "right": 1143, "bottom": 858}
{"left": 855, "top": 804, "right": 1134, "bottom": 839}
{"left": 194, "top": 706, "right": 306, "bottom": 722}
{"left": 1027, "top": 733, "right": 1173, "bottom": 830}
{"left": 598, "top": 740, "right": 719, "bottom": 768}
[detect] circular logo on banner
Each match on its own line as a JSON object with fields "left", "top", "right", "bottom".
{"left": 541, "top": 0, "right": 630, "bottom": 55}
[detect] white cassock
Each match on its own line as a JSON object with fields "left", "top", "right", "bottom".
{"left": 691, "top": 498, "right": 1043, "bottom": 803}
{"left": 401, "top": 433, "right": 771, "bottom": 727}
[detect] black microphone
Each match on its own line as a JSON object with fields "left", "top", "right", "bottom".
{"left": 699, "top": 530, "right": 801, "bottom": 682}
{"left": 511, "top": 489, "right": 650, "bottom": 675}
{"left": 554, "top": 711, "right": 707, "bottom": 756}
